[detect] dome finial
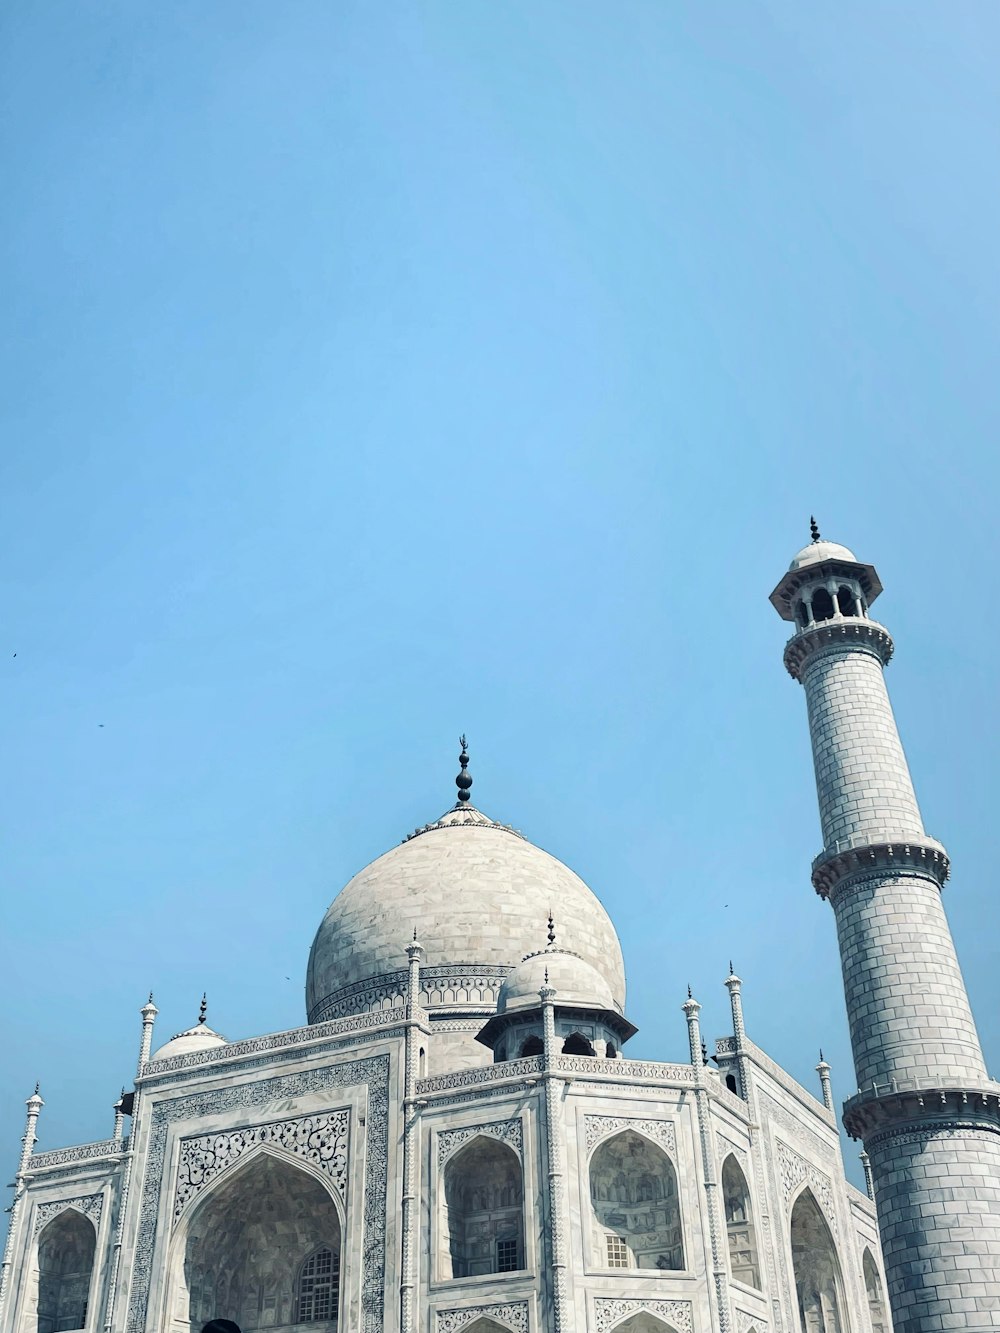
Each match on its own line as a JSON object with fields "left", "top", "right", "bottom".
{"left": 456, "top": 735, "right": 473, "bottom": 805}
{"left": 810, "top": 515, "right": 821, "bottom": 543}
{"left": 547, "top": 910, "right": 556, "bottom": 947}
{"left": 198, "top": 993, "right": 207, "bottom": 1025}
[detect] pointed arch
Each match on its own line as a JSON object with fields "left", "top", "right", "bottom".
{"left": 790, "top": 1188, "right": 846, "bottom": 1333}
{"left": 441, "top": 1136, "right": 524, "bottom": 1280}
{"left": 863, "top": 1248, "right": 888, "bottom": 1333}
{"left": 561, "top": 1032, "right": 595, "bottom": 1056}
{"left": 608, "top": 1314, "right": 680, "bottom": 1333}
{"left": 721, "top": 1154, "right": 760, "bottom": 1289}
{"left": 167, "top": 1151, "right": 342, "bottom": 1333}
{"left": 36, "top": 1209, "right": 97, "bottom": 1333}
{"left": 518, "top": 1036, "right": 543, "bottom": 1057}
{"left": 462, "top": 1321, "right": 519, "bottom": 1333}
{"left": 589, "top": 1130, "right": 683, "bottom": 1271}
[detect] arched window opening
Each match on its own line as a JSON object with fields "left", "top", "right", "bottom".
{"left": 722, "top": 1155, "right": 760, "bottom": 1289}
{"left": 176, "top": 1154, "right": 342, "bottom": 1333}
{"left": 589, "top": 1130, "right": 683, "bottom": 1271}
{"left": 811, "top": 588, "right": 835, "bottom": 622}
{"left": 419, "top": 1047, "right": 426, "bottom": 1078}
{"left": 605, "top": 1041, "right": 618, "bottom": 1059}
{"left": 605, "top": 1313, "right": 680, "bottom": 1332}
{"left": 790, "top": 1188, "right": 846, "bottom": 1333}
{"left": 462, "top": 1321, "right": 522, "bottom": 1333}
{"left": 796, "top": 600, "right": 810, "bottom": 629}
{"left": 37, "top": 1209, "right": 96, "bottom": 1333}
{"left": 294, "top": 1248, "right": 340, "bottom": 1323}
{"left": 863, "top": 1248, "right": 889, "bottom": 1333}
{"left": 836, "top": 586, "right": 854, "bottom": 617}
{"left": 494, "top": 1043, "right": 507, "bottom": 1063}
{"left": 442, "top": 1137, "right": 524, "bottom": 1280}
{"left": 519, "top": 1036, "right": 544, "bottom": 1057}
{"left": 725, "top": 1074, "right": 739, "bottom": 1095}
{"left": 562, "top": 1033, "right": 595, "bottom": 1056}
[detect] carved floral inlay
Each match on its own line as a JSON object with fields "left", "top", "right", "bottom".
{"left": 33, "top": 1194, "right": 103, "bottom": 1238}
{"left": 436, "top": 1118, "right": 522, "bottom": 1166}
{"left": 173, "top": 1109, "right": 350, "bottom": 1223}
{"left": 777, "top": 1140, "right": 838, "bottom": 1236}
{"left": 436, "top": 1302, "right": 528, "bottom": 1333}
{"left": 594, "top": 1297, "right": 692, "bottom": 1332}
{"left": 584, "top": 1115, "right": 676, "bottom": 1158}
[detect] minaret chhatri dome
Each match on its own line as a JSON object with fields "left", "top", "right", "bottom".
{"left": 306, "top": 739, "right": 626, "bottom": 1025}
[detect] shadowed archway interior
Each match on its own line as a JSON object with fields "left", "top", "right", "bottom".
{"left": 589, "top": 1130, "right": 683, "bottom": 1271}
{"left": 790, "top": 1189, "right": 845, "bottom": 1333}
{"left": 36, "top": 1210, "right": 96, "bottom": 1333}
{"left": 174, "top": 1154, "right": 342, "bottom": 1333}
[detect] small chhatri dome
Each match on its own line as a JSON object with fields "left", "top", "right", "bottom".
{"left": 151, "top": 997, "right": 227, "bottom": 1061}
{"left": 497, "top": 946, "right": 618, "bottom": 1016}
{"left": 307, "top": 745, "right": 625, "bottom": 1024}
{"left": 787, "top": 540, "right": 858, "bottom": 572}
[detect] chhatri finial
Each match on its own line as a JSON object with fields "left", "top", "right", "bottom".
{"left": 687, "top": 983, "right": 692, "bottom": 999}
{"left": 198, "top": 993, "right": 207, "bottom": 1025}
{"left": 547, "top": 911, "right": 556, "bottom": 947}
{"left": 810, "top": 515, "right": 821, "bottom": 543}
{"left": 456, "top": 735, "right": 473, "bottom": 805}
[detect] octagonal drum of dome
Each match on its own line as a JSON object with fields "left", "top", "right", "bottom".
{"left": 306, "top": 806, "right": 625, "bottom": 1024}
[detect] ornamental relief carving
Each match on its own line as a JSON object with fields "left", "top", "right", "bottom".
{"left": 777, "top": 1140, "right": 838, "bottom": 1237}
{"left": 436, "top": 1301, "right": 528, "bottom": 1333}
{"left": 593, "top": 1297, "right": 692, "bottom": 1332}
{"left": 584, "top": 1114, "right": 676, "bottom": 1159}
{"left": 172, "top": 1109, "right": 350, "bottom": 1224}
{"left": 717, "top": 1135, "right": 751, "bottom": 1174}
{"left": 126, "top": 1054, "right": 389, "bottom": 1333}
{"left": 735, "top": 1309, "right": 767, "bottom": 1333}
{"left": 437, "top": 1117, "right": 523, "bottom": 1166}
{"left": 33, "top": 1193, "right": 103, "bottom": 1237}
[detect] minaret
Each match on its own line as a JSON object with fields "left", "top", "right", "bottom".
{"left": 771, "top": 525, "right": 1000, "bottom": 1333}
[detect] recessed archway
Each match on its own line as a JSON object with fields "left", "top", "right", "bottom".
{"left": 36, "top": 1209, "right": 96, "bottom": 1333}
{"left": 441, "top": 1136, "right": 525, "bottom": 1280}
{"left": 589, "top": 1130, "right": 683, "bottom": 1271}
{"left": 790, "top": 1188, "right": 846, "bottom": 1333}
{"left": 863, "top": 1247, "right": 888, "bottom": 1333}
{"left": 170, "top": 1151, "right": 342, "bottom": 1333}
{"left": 721, "top": 1154, "right": 760, "bottom": 1289}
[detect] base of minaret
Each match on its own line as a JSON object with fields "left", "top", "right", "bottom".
{"left": 844, "top": 1087, "right": 1000, "bottom": 1333}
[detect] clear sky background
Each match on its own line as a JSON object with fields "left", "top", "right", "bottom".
{"left": 2, "top": 3, "right": 998, "bottom": 1195}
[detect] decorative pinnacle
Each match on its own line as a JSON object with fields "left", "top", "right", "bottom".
{"left": 810, "top": 515, "right": 821, "bottom": 543}
{"left": 547, "top": 911, "right": 556, "bottom": 947}
{"left": 456, "top": 735, "right": 473, "bottom": 805}
{"left": 687, "top": 983, "right": 692, "bottom": 999}
{"left": 198, "top": 994, "right": 207, "bottom": 1026}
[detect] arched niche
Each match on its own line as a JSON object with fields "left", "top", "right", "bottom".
{"left": 589, "top": 1130, "right": 684, "bottom": 1271}
{"left": 462, "top": 1321, "right": 517, "bottom": 1333}
{"left": 441, "top": 1137, "right": 525, "bottom": 1280}
{"left": 562, "top": 1032, "right": 595, "bottom": 1056}
{"left": 169, "top": 1151, "right": 342, "bottom": 1333}
{"left": 721, "top": 1154, "right": 760, "bottom": 1289}
{"left": 609, "top": 1315, "right": 679, "bottom": 1333}
{"left": 519, "top": 1036, "right": 544, "bottom": 1057}
{"left": 36, "top": 1209, "right": 97, "bottom": 1333}
{"left": 790, "top": 1188, "right": 846, "bottom": 1333}
{"left": 863, "top": 1248, "right": 888, "bottom": 1333}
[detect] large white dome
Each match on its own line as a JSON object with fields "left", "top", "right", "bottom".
{"left": 306, "top": 804, "right": 625, "bottom": 1024}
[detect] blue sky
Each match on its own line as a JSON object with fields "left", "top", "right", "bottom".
{"left": 2, "top": 4, "right": 998, "bottom": 1192}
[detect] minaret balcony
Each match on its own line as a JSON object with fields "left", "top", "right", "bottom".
{"left": 783, "top": 617, "right": 893, "bottom": 680}
{"left": 810, "top": 834, "right": 949, "bottom": 898}
{"left": 842, "top": 1078, "right": 1000, "bottom": 1141}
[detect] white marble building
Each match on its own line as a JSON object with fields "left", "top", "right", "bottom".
{"left": 0, "top": 540, "right": 916, "bottom": 1333}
